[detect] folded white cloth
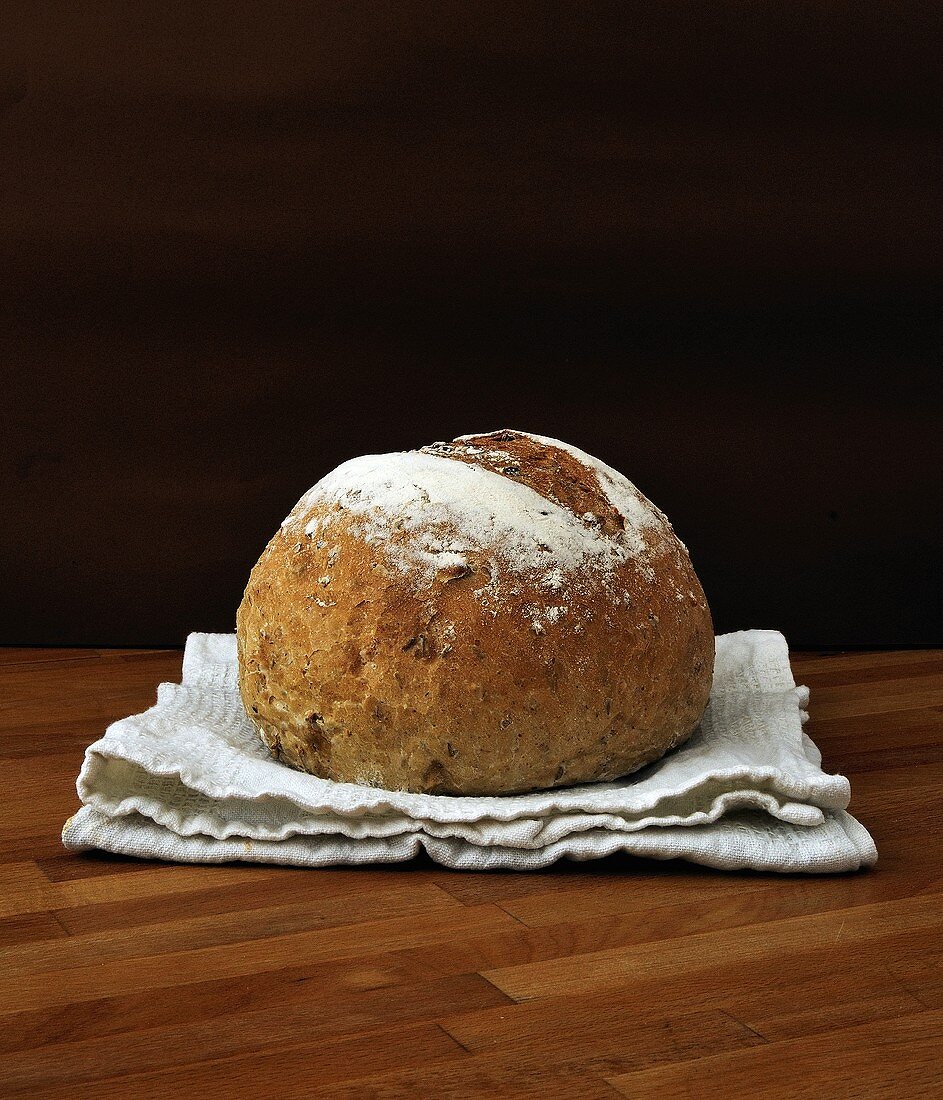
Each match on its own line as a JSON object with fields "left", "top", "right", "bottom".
{"left": 62, "top": 629, "right": 877, "bottom": 873}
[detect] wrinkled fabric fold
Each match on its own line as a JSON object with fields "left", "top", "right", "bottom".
{"left": 62, "top": 629, "right": 877, "bottom": 873}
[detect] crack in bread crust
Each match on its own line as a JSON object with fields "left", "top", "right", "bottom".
{"left": 420, "top": 430, "right": 628, "bottom": 539}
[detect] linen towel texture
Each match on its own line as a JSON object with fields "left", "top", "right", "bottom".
{"left": 62, "top": 629, "right": 877, "bottom": 873}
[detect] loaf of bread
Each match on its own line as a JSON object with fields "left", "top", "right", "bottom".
{"left": 236, "top": 429, "right": 714, "bottom": 795}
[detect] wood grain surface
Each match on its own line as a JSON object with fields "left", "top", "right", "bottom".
{"left": 1, "top": 646, "right": 942, "bottom": 1097}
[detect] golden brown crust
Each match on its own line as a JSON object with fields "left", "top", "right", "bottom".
{"left": 236, "top": 430, "right": 714, "bottom": 795}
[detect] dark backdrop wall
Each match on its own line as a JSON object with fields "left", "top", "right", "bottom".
{"left": 3, "top": 3, "right": 941, "bottom": 647}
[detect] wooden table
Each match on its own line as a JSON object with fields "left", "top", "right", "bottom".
{"left": 2, "top": 648, "right": 941, "bottom": 1098}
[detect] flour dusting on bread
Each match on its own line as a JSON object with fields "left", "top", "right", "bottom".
{"left": 282, "top": 430, "right": 667, "bottom": 600}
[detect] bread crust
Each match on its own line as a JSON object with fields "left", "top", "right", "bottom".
{"left": 236, "top": 429, "right": 714, "bottom": 795}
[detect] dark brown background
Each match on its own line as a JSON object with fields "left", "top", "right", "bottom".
{"left": 2, "top": 3, "right": 941, "bottom": 646}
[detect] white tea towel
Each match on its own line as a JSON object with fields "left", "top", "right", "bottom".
{"left": 62, "top": 629, "right": 877, "bottom": 873}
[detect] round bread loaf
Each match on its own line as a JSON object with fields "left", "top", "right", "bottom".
{"left": 236, "top": 429, "right": 714, "bottom": 796}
